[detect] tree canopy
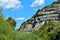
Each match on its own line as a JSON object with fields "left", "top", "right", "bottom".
{"left": 6, "top": 17, "right": 16, "bottom": 29}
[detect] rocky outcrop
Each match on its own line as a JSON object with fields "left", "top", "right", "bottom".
{"left": 20, "top": 0, "right": 60, "bottom": 32}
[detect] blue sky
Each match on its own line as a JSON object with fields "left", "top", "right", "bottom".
{"left": 0, "top": 0, "right": 57, "bottom": 29}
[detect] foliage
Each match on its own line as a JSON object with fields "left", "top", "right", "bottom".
{"left": 6, "top": 17, "right": 16, "bottom": 29}
{"left": 33, "top": 20, "right": 60, "bottom": 40}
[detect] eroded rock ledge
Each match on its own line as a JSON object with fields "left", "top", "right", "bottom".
{"left": 19, "top": 0, "right": 60, "bottom": 32}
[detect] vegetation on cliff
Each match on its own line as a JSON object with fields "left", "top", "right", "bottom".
{"left": 33, "top": 20, "right": 60, "bottom": 40}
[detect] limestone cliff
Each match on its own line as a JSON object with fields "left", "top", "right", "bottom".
{"left": 19, "top": 0, "right": 60, "bottom": 32}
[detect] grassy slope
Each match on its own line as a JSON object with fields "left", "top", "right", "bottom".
{"left": 0, "top": 20, "right": 16, "bottom": 40}
{"left": 15, "top": 31, "right": 37, "bottom": 40}
{"left": 0, "top": 17, "right": 60, "bottom": 40}
{"left": 0, "top": 20, "right": 37, "bottom": 40}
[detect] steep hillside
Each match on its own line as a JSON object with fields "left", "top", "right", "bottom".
{"left": 19, "top": 0, "right": 60, "bottom": 32}
{"left": 33, "top": 20, "right": 60, "bottom": 40}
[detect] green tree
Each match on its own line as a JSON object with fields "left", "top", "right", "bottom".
{"left": 6, "top": 17, "right": 16, "bottom": 29}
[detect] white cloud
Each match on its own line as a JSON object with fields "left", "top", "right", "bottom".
{"left": 31, "top": 0, "right": 44, "bottom": 7}
{"left": 0, "top": 0, "right": 23, "bottom": 9}
{"left": 16, "top": 17, "right": 25, "bottom": 20}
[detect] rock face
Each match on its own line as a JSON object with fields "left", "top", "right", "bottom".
{"left": 20, "top": 0, "right": 60, "bottom": 32}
